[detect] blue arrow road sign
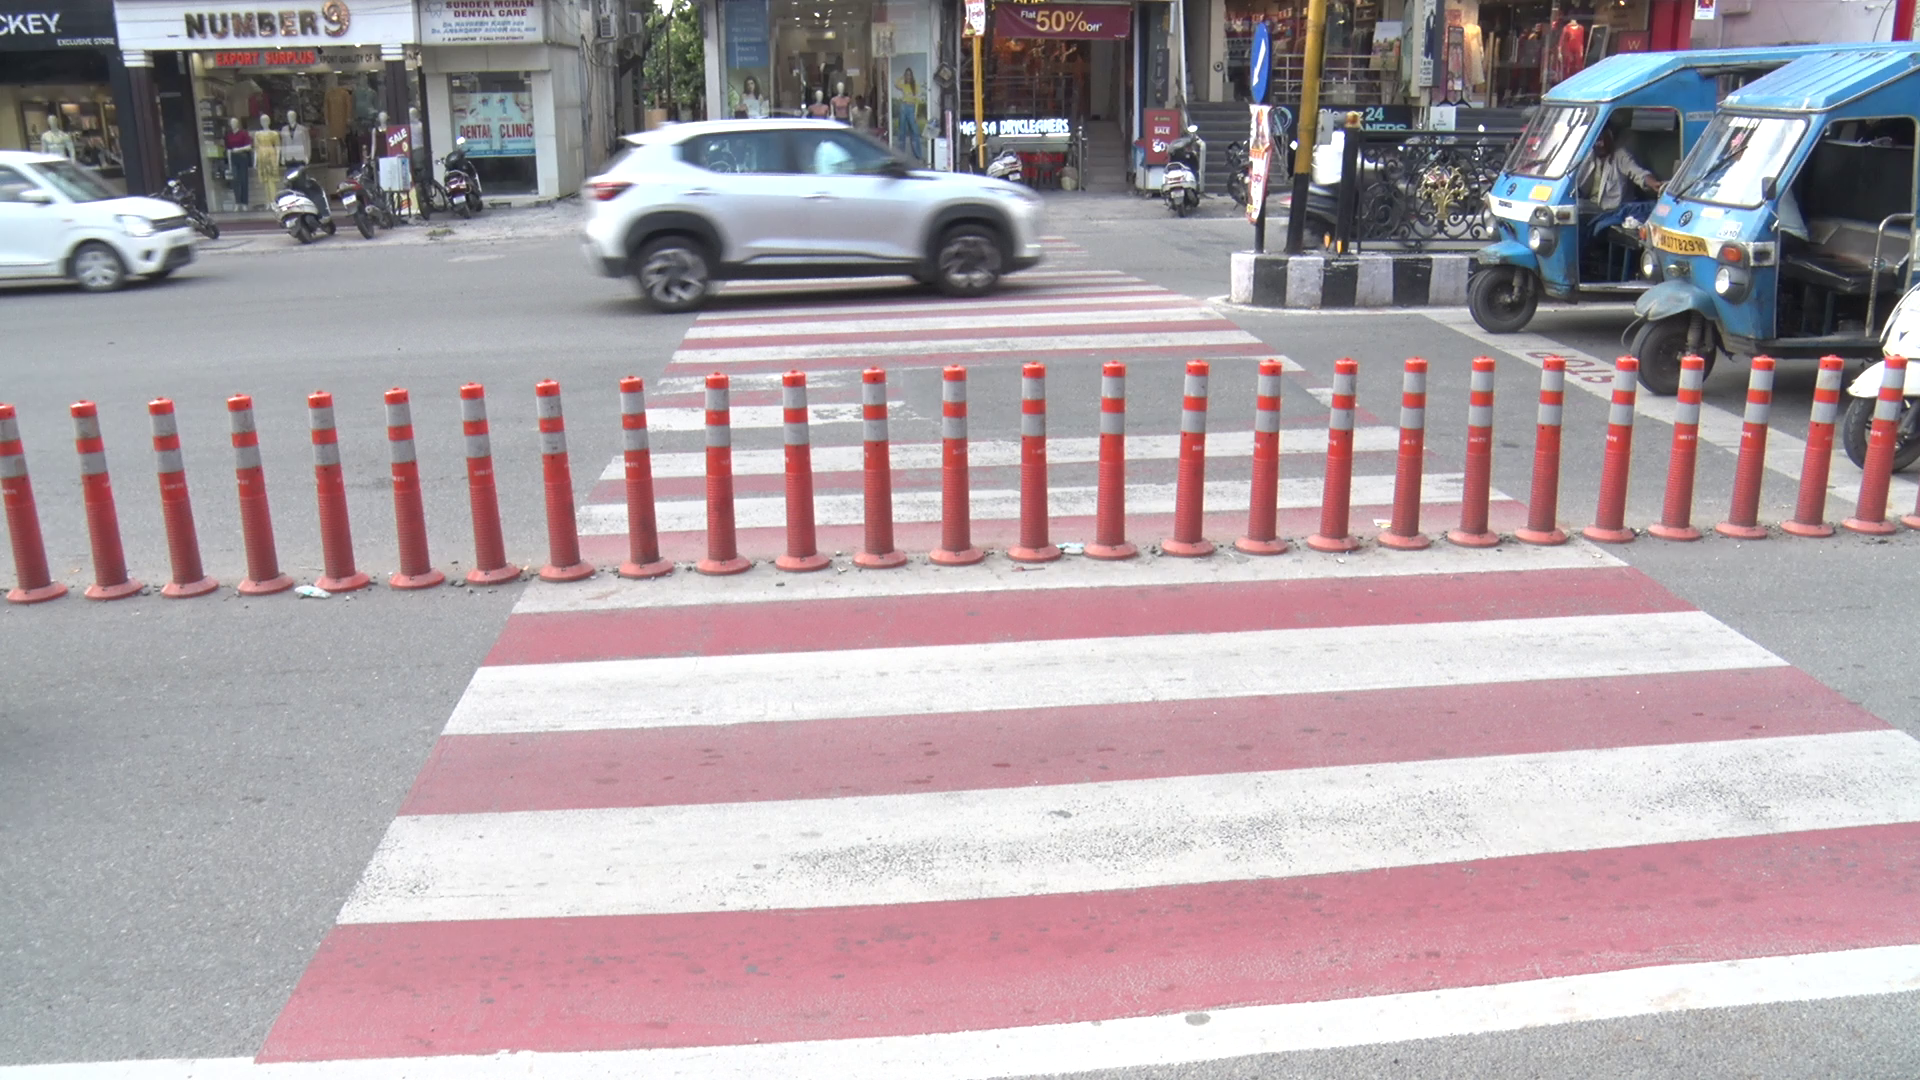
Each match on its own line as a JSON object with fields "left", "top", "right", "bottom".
{"left": 1250, "top": 23, "right": 1271, "bottom": 103}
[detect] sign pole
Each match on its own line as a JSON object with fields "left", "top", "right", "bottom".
{"left": 1284, "top": 0, "right": 1329, "bottom": 254}
{"left": 1247, "top": 23, "right": 1270, "bottom": 253}
{"left": 973, "top": 33, "right": 987, "bottom": 169}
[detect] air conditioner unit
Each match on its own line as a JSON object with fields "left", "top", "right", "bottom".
{"left": 627, "top": 10, "right": 646, "bottom": 36}
{"left": 595, "top": 11, "right": 617, "bottom": 38}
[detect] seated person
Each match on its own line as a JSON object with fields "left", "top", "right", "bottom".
{"left": 1576, "top": 126, "right": 1664, "bottom": 248}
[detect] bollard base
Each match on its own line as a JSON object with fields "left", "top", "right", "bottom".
{"left": 317, "top": 570, "right": 373, "bottom": 592}
{"left": 1233, "top": 536, "right": 1289, "bottom": 556}
{"left": 1713, "top": 521, "right": 1768, "bottom": 540}
{"left": 1902, "top": 513, "right": 1920, "bottom": 531}
{"left": 84, "top": 578, "right": 144, "bottom": 601}
{"left": 1305, "top": 533, "right": 1361, "bottom": 553}
{"left": 1582, "top": 525, "right": 1636, "bottom": 544}
{"left": 1842, "top": 516, "right": 1897, "bottom": 536}
{"left": 537, "top": 562, "right": 594, "bottom": 583}
{"left": 161, "top": 576, "right": 220, "bottom": 599}
{"left": 774, "top": 552, "right": 830, "bottom": 572}
{"left": 929, "top": 546, "right": 986, "bottom": 566}
{"left": 7, "top": 581, "right": 69, "bottom": 604}
{"left": 617, "top": 558, "right": 673, "bottom": 579}
{"left": 1009, "top": 544, "right": 1061, "bottom": 563}
{"left": 466, "top": 564, "right": 524, "bottom": 585}
{"left": 1083, "top": 541, "right": 1138, "bottom": 560}
{"left": 390, "top": 568, "right": 447, "bottom": 590}
{"left": 1445, "top": 529, "right": 1499, "bottom": 549}
{"left": 1780, "top": 519, "right": 1836, "bottom": 538}
{"left": 1647, "top": 523, "right": 1703, "bottom": 542}
{"left": 1376, "top": 530, "right": 1431, "bottom": 551}
{"left": 238, "top": 573, "right": 295, "bottom": 595}
{"left": 1514, "top": 526, "right": 1569, "bottom": 546}
{"left": 853, "top": 549, "right": 908, "bottom": 569}
{"left": 1160, "top": 537, "right": 1216, "bottom": 557}
{"left": 695, "top": 556, "right": 751, "bottom": 576}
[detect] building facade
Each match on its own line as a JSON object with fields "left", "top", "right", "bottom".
{"left": 1, "top": 0, "right": 155, "bottom": 190}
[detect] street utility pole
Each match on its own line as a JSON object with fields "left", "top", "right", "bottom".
{"left": 1284, "top": 0, "right": 1329, "bottom": 254}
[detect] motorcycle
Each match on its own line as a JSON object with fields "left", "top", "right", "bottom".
{"left": 1841, "top": 282, "right": 1920, "bottom": 472}
{"left": 986, "top": 148, "right": 1024, "bottom": 185}
{"left": 443, "top": 136, "right": 484, "bottom": 218}
{"left": 1225, "top": 140, "right": 1250, "bottom": 207}
{"left": 1163, "top": 125, "right": 1203, "bottom": 217}
{"left": 274, "top": 165, "right": 335, "bottom": 244}
{"left": 336, "top": 162, "right": 394, "bottom": 239}
{"left": 160, "top": 168, "right": 219, "bottom": 239}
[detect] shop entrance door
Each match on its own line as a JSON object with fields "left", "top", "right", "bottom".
{"left": 789, "top": 128, "right": 922, "bottom": 260}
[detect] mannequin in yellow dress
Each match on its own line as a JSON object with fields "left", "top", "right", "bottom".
{"left": 253, "top": 114, "right": 282, "bottom": 202}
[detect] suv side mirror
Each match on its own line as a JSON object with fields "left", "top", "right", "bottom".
{"left": 1761, "top": 175, "right": 1778, "bottom": 200}
{"left": 18, "top": 189, "right": 53, "bottom": 205}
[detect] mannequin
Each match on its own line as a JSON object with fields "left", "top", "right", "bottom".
{"left": 224, "top": 117, "right": 254, "bottom": 209}
{"left": 281, "top": 109, "right": 311, "bottom": 168}
{"left": 39, "top": 114, "right": 75, "bottom": 160}
{"left": 807, "top": 89, "right": 831, "bottom": 119}
{"left": 830, "top": 81, "right": 852, "bottom": 123}
{"left": 737, "top": 76, "right": 769, "bottom": 120}
{"left": 253, "top": 114, "right": 282, "bottom": 201}
{"left": 850, "top": 94, "right": 872, "bottom": 132}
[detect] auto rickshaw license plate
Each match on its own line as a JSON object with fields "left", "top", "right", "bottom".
{"left": 1651, "top": 227, "right": 1709, "bottom": 256}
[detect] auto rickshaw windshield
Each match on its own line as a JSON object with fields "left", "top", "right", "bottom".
{"left": 1504, "top": 105, "right": 1597, "bottom": 179}
{"left": 1666, "top": 113, "right": 1807, "bottom": 208}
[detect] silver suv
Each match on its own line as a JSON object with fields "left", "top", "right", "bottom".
{"left": 582, "top": 119, "right": 1045, "bottom": 312}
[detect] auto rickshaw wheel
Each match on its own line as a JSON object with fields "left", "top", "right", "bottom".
{"left": 1630, "top": 316, "right": 1713, "bottom": 396}
{"left": 1468, "top": 266, "right": 1539, "bottom": 334}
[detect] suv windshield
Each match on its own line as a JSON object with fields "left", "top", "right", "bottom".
{"left": 31, "top": 159, "right": 119, "bottom": 202}
{"left": 1505, "top": 106, "right": 1597, "bottom": 180}
{"left": 1666, "top": 113, "right": 1807, "bottom": 208}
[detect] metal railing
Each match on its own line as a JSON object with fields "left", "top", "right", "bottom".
{"left": 1336, "top": 129, "right": 1520, "bottom": 252}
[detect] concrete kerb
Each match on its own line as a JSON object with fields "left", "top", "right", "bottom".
{"left": 1230, "top": 250, "right": 1478, "bottom": 309}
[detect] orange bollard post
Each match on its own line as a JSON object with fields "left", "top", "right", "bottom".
{"left": 775, "top": 371, "right": 829, "bottom": 572}
{"left": 1515, "top": 357, "right": 1569, "bottom": 545}
{"left": 1378, "top": 357, "right": 1431, "bottom": 550}
{"left": 307, "top": 391, "right": 370, "bottom": 592}
{"left": 71, "top": 402, "right": 142, "bottom": 600}
{"left": 1716, "top": 357, "right": 1775, "bottom": 540}
{"left": 457, "top": 384, "right": 520, "bottom": 584}
{"left": 1, "top": 404, "right": 68, "bottom": 604}
{"left": 147, "top": 398, "right": 217, "bottom": 598}
{"left": 1306, "top": 358, "right": 1362, "bottom": 553}
{"left": 1583, "top": 357, "right": 1639, "bottom": 544}
{"left": 854, "top": 367, "right": 907, "bottom": 568}
{"left": 1236, "top": 357, "right": 1288, "bottom": 555}
{"left": 1844, "top": 355, "right": 1906, "bottom": 535}
{"left": 1648, "top": 355, "right": 1708, "bottom": 542}
{"left": 1085, "top": 361, "right": 1136, "bottom": 560}
{"left": 227, "top": 395, "right": 293, "bottom": 595}
{"left": 1447, "top": 356, "right": 1499, "bottom": 548}
{"left": 383, "top": 388, "right": 445, "bottom": 588}
{"left": 1010, "top": 361, "right": 1060, "bottom": 563}
{"left": 697, "top": 373, "right": 752, "bottom": 576}
{"left": 617, "top": 377, "right": 673, "bottom": 579}
{"left": 1162, "top": 359, "right": 1215, "bottom": 557}
{"left": 1784, "top": 357, "right": 1845, "bottom": 538}
{"left": 535, "top": 379, "right": 595, "bottom": 582}
{"left": 929, "top": 364, "right": 985, "bottom": 566}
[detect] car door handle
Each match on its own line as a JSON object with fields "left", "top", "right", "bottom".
{"left": 804, "top": 192, "right": 835, "bottom": 201}
{"left": 682, "top": 188, "right": 717, "bottom": 197}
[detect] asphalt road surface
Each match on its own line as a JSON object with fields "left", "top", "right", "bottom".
{"left": 2, "top": 194, "right": 1917, "bottom": 1079}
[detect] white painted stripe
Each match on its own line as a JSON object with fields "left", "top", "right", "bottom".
{"left": 718, "top": 270, "right": 1130, "bottom": 294}
{"left": 683, "top": 306, "right": 1232, "bottom": 340}
{"left": 513, "top": 530, "right": 1621, "bottom": 614}
{"left": 448, "top": 609, "right": 1780, "bottom": 736}
{"left": 641, "top": 401, "right": 903, "bottom": 433}
{"left": 692, "top": 286, "right": 1177, "bottom": 322}
{"left": 14, "top": 945, "right": 1920, "bottom": 1078}
{"left": 675, "top": 331, "right": 1264, "bottom": 366}
{"left": 1424, "top": 308, "right": 1920, "bottom": 511}
{"left": 578, "top": 472, "right": 1496, "bottom": 535}
{"left": 596, "top": 425, "right": 1398, "bottom": 481}
{"left": 342, "top": 728, "right": 1902, "bottom": 923}
{"left": 652, "top": 371, "right": 861, "bottom": 396}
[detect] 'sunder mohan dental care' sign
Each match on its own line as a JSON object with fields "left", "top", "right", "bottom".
{"left": 421, "top": 0, "right": 540, "bottom": 44}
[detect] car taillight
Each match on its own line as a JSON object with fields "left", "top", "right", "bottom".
{"left": 588, "top": 181, "right": 631, "bottom": 202}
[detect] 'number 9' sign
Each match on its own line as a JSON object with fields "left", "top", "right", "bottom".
{"left": 322, "top": 0, "right": 351, "bottom": 37}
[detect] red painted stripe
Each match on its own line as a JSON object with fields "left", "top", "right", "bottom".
{"left": 661, "top": 344, "right": 1280, "bottom": 378}
{"left": 401, "top": 667, "right": 1876, "bottom": 816}
{"left": 575, "top": 501, "right": 1526, "bottom": 564}
{"left": 258, "top": 822, "right": 1920, "bottom": 1061}
{"left": 488, "top": 566, "right": 1685, "bottom": 665}
{"left": 685, "top": 319, "right": 1247, "bottom": 350}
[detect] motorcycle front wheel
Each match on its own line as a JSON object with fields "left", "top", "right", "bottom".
{"left": 355, "top": 207, "right": 376, "bottom": 239}
{"left": 289, "top": 219, "right": 314, "bottom": 244}
{"left": 194, "top": 214, "right": 221, "bottom": 240}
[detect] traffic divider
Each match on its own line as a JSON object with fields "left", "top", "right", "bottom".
{"left": 72, "top": 401, "right": 142, "bottom": 601}
{"left": 930, "top": 365, "right": 984, "bottom": 566}
{"left": 855, "top": 367, "right": 906, "bottom": 569}
{"left": 1783, "top": 357, "right": 1844, "bottom": 538}
{"left": 384, "top": 388, "right": 444, "bottom": 589}
{"left": 1583, "top": 357, "right": 1638, "bottom": 545}
{"left": 1716, "top": 357, "right": 1774, "bottom": 541}
{"left": 1306, "top": 357, "right": 1361, "bottom": 553}
{"left": 308, "top": 391, "right": 370, "bottom": 593}
{"left": 1843, "top": 355, "right": 1905, "bottom": 536}
{"left": 459, "top": 383, "right": 521, "bottom": 584}
{"left": 147, "top": 398, "right": 217, "bottom": 598}
{"left": 1, "top": 403, "right": 66, "bottom": 604}
{"left": 1447, "top": 355, "right": 1498, "bottom": 548}
{"left": 536, "top": 379, "right": 595, "bottom": 582}
{"left": 776, "top": 371, "right": 829, "bottom": 573}
{"left": 1163, "top": 360, "right": 1215, "bottom": 557}
{"left": 1235, "top": 357, "right": 1288, "bottom": 556}
{"left": 697, "top": 373, "right": 751, "bottom": 576}
{"left": 1648, "top": 354, "right": 1707, "bottom": 542}
{"left": 1515, "top": 357, "right": 1568, "bottom": 546}
{"left": 227, "top": 395, "right": 294, "bottom": 595}
{"left": 1085, "top": 360, "right": 1136, "bottom": 560}
{"left": 1378, "top": 357, "right": 1431, "bottom": 551}
{"left": 1010, "top": 362, "right": 1060, "bottom": 563}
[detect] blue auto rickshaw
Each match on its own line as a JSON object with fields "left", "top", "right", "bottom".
{"left": 1630, "top": 46, "right": 1920, "bottom": 395}
{"left": 1470, "top": 45, "right": 1861, "bottom": 335}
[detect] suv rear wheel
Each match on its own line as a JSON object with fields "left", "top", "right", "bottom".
{"left": 634, "top": 235, "right": 712, "bottom": 313}
{"left": 933, "top": 224, "right": 1003, "bottom": 298}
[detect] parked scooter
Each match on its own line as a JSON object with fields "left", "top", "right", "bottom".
{"left": 443, "top": 136, "right": 484, "bottom": 218}
{"left": 160, "top": 168, "right": 219, "bottom": 239}
{"left": 987, "top": 148, "right": 1024, "bottom": 184}
{"left": 274, "top": 165, "right": 335, "bottom": 244}
{"left": 1163, "top": 125, "right": 1204, "bottom": 217}
{"left": 1841, "top": 282, "right": 1920, "bottom": 471}
{"left": 337, "top": 162, "right": 396, "bottom": 239}
{"left": 1225, "top": 139, "right": 1250, "bottom": 206}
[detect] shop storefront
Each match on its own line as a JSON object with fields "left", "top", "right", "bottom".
{"left": 419, "top": 0, "right": 594, "bottom": 200}
{"left": 115, "top": 0, "right": 419, "bottom": 214}
{"left": 705, "top": 0, "right": 942, "bottom": 164}
{"left": 1221, "top": 0, "right": 1396, "bottom": 104}
{"left": 1, "top": 0, "right": 140, "bottom": 186}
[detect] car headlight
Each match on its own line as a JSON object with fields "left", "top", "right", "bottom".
{"left": 117, "top": 215, "right": 155, "bottom": 237}
{"left": 1527, "top": 226, "right": 1557, "bottom": 256}
{"left": 1713, "top": 265, "right": 1750, "bottom": 302}
{"left": 1641, "top": 250, "right": 1661, "bottom": 281}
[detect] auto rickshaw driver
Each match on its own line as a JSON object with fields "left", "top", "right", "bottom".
{"left": 1577, "top": 123, "right": 1666, "bottom": 249}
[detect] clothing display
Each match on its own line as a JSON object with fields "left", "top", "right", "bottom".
{"left": 831, "top": 90, "right": 852, "bottom": 123}
{"left": 325, "top": 88, "right": 353, "bottom": 139}
{"left": 253, "top": 126, "right": 282, "bottom": 201}
{"left": 225, "top": 127, "right": 255, "bottom": 207}
{"left": 282, "top": 123, "right": 312, "bottom": 165}
{"left": 38, "top": 125, "right": 75, "bottom": 159}
{"left": 225, "top": 78, "right": 266, "bottom": 124}
{"left": 850, "top": 101, "right": 873, "bottom": 131}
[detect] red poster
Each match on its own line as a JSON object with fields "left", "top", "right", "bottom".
{"left": 994, "top": 2, "right": 1132, "bottom": 40}
{"left": 383, "top": 125, "right": 412, "bottom": 158}
{"left": 1138, "top": 108, "right": 1181, "bottom": 164}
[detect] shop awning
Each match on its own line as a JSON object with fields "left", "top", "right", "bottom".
{"left": 994, "top": 1, "right": 1132, "bottom": 40}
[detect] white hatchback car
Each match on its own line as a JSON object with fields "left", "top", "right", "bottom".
{"left": 0, "top": 150, "right": 197, "bottom": 292}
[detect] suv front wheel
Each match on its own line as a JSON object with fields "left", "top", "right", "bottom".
{"left": 633, "top": 235, "right": 712, "bottom": 313}
{"left": 933, "top": 225, "right": 1004, "bottom": 298}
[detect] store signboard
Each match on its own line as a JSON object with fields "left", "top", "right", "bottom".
{"left": 115, "top": 0, "right": 418, "bottom": 50}
{"left": 451, "top": 83, "right": 535, "bottom": 158}
{"left": 994, "top": 2, "right": 1130, "bottom": 40}
{"left": 1693, "top": 0, "right": 1715, "bottom": 19}
{"left": 1140, "top": 107, "right": 1180, "bottom": 164}
{"left": 421, "top": 0, "right": 541, "bottom": 44}
{"left": 1247, "top": 104, "right": 1272, "bottom": 224}
{"left": 722, "top": 0, "right": 767, "bottom": 68}
{"left": 957, "top": 117, "right": 1072, "bottom": 138}
{"left": 210, "top": 47, "right": 315, "bottom": 63}
{"left": 0, "top": 0, "right": 117, "bottom": 49}
{"left": 963, "top": 0, "right": 983, "bottom": 36}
